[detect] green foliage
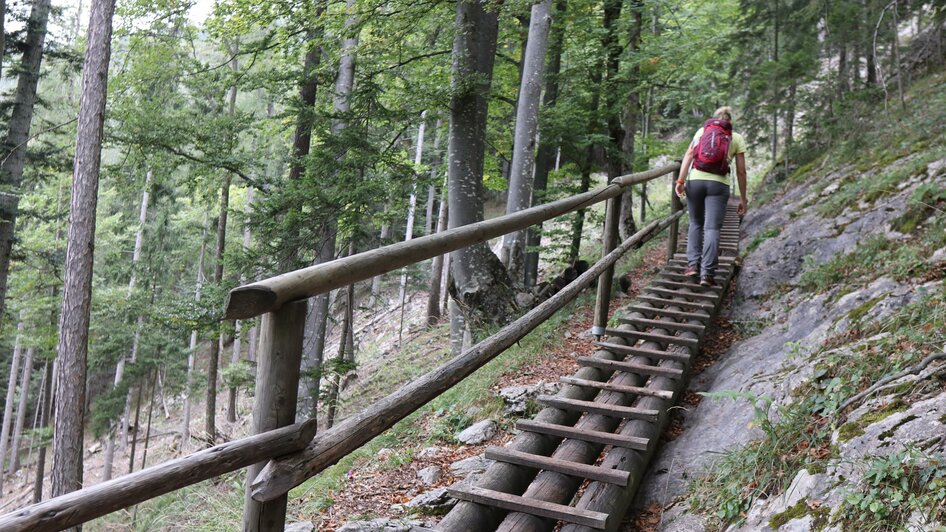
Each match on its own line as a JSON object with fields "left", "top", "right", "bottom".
{"left": 841, "top": 450, "right": 946, "bottom": 528}
{"left": 221, "top": 360, "right": 256, "bottom": 391}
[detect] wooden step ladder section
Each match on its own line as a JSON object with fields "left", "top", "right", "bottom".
{"left": 443, "top": 204, "right": 742, "bottom": 530}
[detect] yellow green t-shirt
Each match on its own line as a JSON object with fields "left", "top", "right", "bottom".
{"left": 687, "top": 127, "right": 747, "bottom": 185}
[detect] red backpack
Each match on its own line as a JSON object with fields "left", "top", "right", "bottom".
{"left": 693, "top": 119, "right": 732, "bottom": 176}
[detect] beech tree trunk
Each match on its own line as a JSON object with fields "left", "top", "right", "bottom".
{"left": 619, "top": 0, "right": 644, "bottom": 241}
{"left": 52, "top": 0, "right": 117, "bottom": 506}
{"left": 426, "top": 176, "right": 449, "bottom": 325}
{"left": 398, "top": 114, "right": 427, "bottom": 345}
{"left": 891, "top": 0, "right": 905, "bottom": 110}
{"left": 105, "top": 169, "right": 151, "bottom": 480}
{"left": 181, "top": 217, "right": 208, "bottom": 450}
{"left": 32, "top": 359, "right": 53, "bottom": 503}
{"left": 227, "top": 188, "right": 254, "bottom": 423}
{"left": 10, "top": 346, "right": 34, "bottom": 474}
{"left": 205, "top": 44, "right": 239, "bottom": 443}
{"left": 0, "top": 0, "right": 52, "bottom": 324}
{"left": 299, "top": 0, "right": 357, "bottom": 421}
{"left": 524, "top": 0, "right": 566, "bottom": 288}
{"left": 500, "top": 0, "right": 552, "bottom": 285}
{"left": 0, "top": 317, "right": 25, "bottom": 493}
{"left": 447, "top": 0, "right": 515, "bottom": 332}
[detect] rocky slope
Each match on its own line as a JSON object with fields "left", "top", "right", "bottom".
{"left": 637, "top": 145, "right": 946, "bottom": 530}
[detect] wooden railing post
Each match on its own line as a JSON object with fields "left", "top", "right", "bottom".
{"left": 592, "top": 194, "right": 622, "bottom": 338}
{"left": 243, "top": 300, "right": 306, "bottom": 532}
{"left": 668, "top": 171, "right": 683, "bottom": 262}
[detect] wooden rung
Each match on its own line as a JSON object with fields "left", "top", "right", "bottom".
{"left": 614, "top": 317, "right": 705, "bottom": 333}
{"left": 560, "top": 376, "right": 674, "bottom": 400}
{"left": 637, "top": 295, "right": 715, "bottom": 311}
{"left": 644, "top": 287, "right": 719, "bottom": 302}
{"left": 447, "top": 486, "right": 610, "bottom": 530}
{"left": 603, "top": 328, "right": 699, "bottom": 349}
{"left": 485, "top": 447, "right": 631, "bottom": 486}
{"left": 625, "top": 305, "right": 711, "bottom": 322}
{"left": 595, "top": 340, "right": 691, "bottom": 363}
{"left": 659, "top": 272, "right": 726, "bottom": 284}
{"left": 652, "top": 279, "right": 723, "bottom": 292}
{"left": 536, "top": 395, "right": 660, "bottom": 422}
{"left": 517, "top": 419, "right": 650, "bottom": 451}
{"left": 577, "top": 357, "right": 684, "bottom": 379}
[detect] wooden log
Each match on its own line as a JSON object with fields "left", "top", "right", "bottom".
{"left": 516, "top": 420, "right": 649, "bottom": 451}
{"left": 637, "top": 295, "right": 714, "bottom": 311}
{"left": 484, "top": 447, "right": 631, "bottom": 486}
{"left": 651, "top": 279, "right": 722, "bottom": 292}
{"left": 577, "top": 357, "right": 684, "bottom": 379}
{"left": 226, "top": 164, "right": 680, "bottom": 320}
{"left": 448, "top": 486, "right": 609, "bottom": 530}
{"left": 558, "top": 376, "right": 673, "bottom": 400}
{"left": 594, "top": 341, "right": 691, "bottom": 362}
{"left": 536, "top": 396, "right": 659, "bottom": 422}
{"left": 602, "top": 328, "right": 699, "bottom": 349}
{"left": 609, "top": 163, "right": 681, "bottom": 188}
{"left": 613, "top": 317, "right": 705, "bottom": 333}
{"left": 0, "top": 420, "right": 318, "bottom": 531}
{"left": 244, "top": 301, "right": 306, "bottom": 532}
{"left": 623, "top": 305, "right": 711, "bottom": 322}
{"left": 643, "top": 287, "right": 718, "bottom": 302}
{"left": 249, "top": 212, "right": 683, "bottom": 502}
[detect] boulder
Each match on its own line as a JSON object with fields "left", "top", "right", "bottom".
{"left": 497, "top": 382, "right": 561, "bottom": 415}
{"left": 416, "top": 466, "right": 442, "bottom": 485}
{"left": 455, "top": 420, "right": 497, "bottom": 445}
{"left": 337, "top": 518, "right": 435, "bottom": 531}
{"left": 284, "top": 522, "right": 315, "bottom": 532}
{"left": 449, "top": 454, "right": 492, "bottom": 477}
{"left": 414, "top": 447, "right": 446, "bottom": 460}
{"left": 405, "top": 487, "right": 455, "bottom": 512}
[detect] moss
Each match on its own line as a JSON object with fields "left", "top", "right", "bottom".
{"left": 939, "top": 413, "right": 946, "bottom": 425}
{"left": 879, "top": 414, "right": 918, "bottom": 441}
{"left": 769, "top": 499, "right": 809, "bottom": 529}
{"left": 847, "top": 293, "right": 888, "bottom": 323}
{"left": 838, "top": 422, "right": 866, "bottom": 442}
{"left": 810, "top": 505, "right": 831, "bottom": 530}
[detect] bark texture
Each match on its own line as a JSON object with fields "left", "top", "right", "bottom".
{"left": 447, "top": 0, "right": 516, "bottom": 330}
{"left": 52, "top": 0, "right": 117, "bottom": 504}
{"left": 0, "top": 318, "right": 25, "bottom": 493}
{"left": 500, "top": 0, "right": 552, "bottom": 285}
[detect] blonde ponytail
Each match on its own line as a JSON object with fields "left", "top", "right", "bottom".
{"left": 713, "top": 106, "right": 733, "bottom": 121}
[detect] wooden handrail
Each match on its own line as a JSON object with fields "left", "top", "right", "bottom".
{"left": 224, "top": 163, "right": 680, "bottom": 320}
{"left": 0, "top": 420, "right": 318, "bottom": 531}
{"left": 248, "top": 211, "right": 683, "bottom": 501}
{"left": 0, "top": 163, "right": 682, "bottom": 531}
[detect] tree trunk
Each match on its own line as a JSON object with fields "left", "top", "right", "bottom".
{"left": 140, "top": 369, "right": 156, "bottom": 470}
{"left": 426, "top": 177, "right": 449, "bottom": 325}
{"left": 569, "top": 167, "right": 592, "bottom": 262}
{"left": 524, "top": 0, "right": 566, "bottom": 288}
{"left": 500, "top": 0, "right": 552, "bottom": 285}
{"left": 619, "top": 0, "right": 644, "bottom": 241}
{"left": 892, "top": 0, "right": 905, "bottom": 110}
{"left": 127, "top": 381, "right": 144, "bottom": 475}
{"left": 32, "top": 360, "right": 53, "bottom": 503}
{"left": 771, "top": 0, "right": 780, "bottom": 161}
{"left": 206, "top": 44, "right": 239, "bottom": 444}
{"left": 447, "top": 0, "right": 515, "bottom": 331}
{"left": 227, "top": 188, "right": 254, "bottom": 423}
{"left": 299, "top": 0, "right": 357, "bottom": 421}
{"left": 51, "top": 0, "right": 116, "bottom": 507}
{"left": 325, "top": 266, "right": 356, "bottom": 429}
{"left": 398, "top": 114, "right": 427, "bottom": 345}
{"left": 181, "top": 216, "right": 208, "bottom": 450}
{"left": 0, "top": 0, "right": 52, "bottom": 324}
{"left": 424, "top": 120, "right": 443, "bottom": 236}
{"left": 105, "top": 169, "right": 151, "bottom": 480}
{"left": 10, "top": 346, "right": 34, "bottom": 474}
{"left": 369, "top": 223, "right": 389, "bottom": 305}
{"left": 865, "top": 0, "right": 877, "bottom": 84}
{"left": 0, "top": 317, "right": 25, "bottom": 493}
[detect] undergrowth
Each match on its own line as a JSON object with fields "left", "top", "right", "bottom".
{"left": 689, "top": 286, "right": 946, "bottom": 529}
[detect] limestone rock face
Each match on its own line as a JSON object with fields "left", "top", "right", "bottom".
{"left": 636, "top": 163, "right": 946, "bottom": 531}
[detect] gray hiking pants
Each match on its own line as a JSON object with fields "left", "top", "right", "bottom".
{"left": 685, "top": 179, "right": 730, "bottom": 278}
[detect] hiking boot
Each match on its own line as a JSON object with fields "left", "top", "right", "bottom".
{"left": 683, "top": 266, "right": 699, "bottom": 282}
{"left": 700, "top": 276, "right": 717, "bottom": 288}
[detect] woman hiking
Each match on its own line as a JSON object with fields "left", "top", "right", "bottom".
{"left": 674, "top": 106, "right": 748, "bottom": 287}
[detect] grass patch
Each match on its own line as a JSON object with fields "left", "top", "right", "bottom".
{"left": 743, "top": 226, "right": 781, "bottom": 256}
